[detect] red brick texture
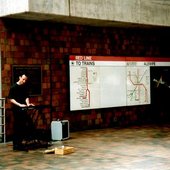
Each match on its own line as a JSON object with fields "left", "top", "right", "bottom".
{"left": 1, "top": 18, "right": 170, "bottom": 138}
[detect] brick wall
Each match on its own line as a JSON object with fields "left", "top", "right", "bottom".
{"left": 1, "top": 18, "right": 170, "bottom": 139}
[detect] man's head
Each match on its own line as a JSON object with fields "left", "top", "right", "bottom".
{"left": 18, "top": 74, "right": 28, "bottom": 85}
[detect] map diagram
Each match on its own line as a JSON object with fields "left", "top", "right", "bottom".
{"left": 78, "top": 67, "right": 99, "bottom": 108}
{"left": 126, "top": 67, "right": 150, "bottom": 105}
{"left": 71, "top": 67, "right": 100, "bottom": 110}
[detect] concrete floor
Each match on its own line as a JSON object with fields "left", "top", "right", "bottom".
{"left": 0, "top": 125, "right": 170, "bottom": 170}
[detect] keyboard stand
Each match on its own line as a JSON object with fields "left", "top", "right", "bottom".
{"left": 21, "top": 105, "right": 51, "bottom": 150}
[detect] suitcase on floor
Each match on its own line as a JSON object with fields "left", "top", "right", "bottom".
{"left": 51, "top": 120, "right": 69, "bottom": 140}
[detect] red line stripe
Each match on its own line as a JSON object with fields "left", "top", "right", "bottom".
{"left": 69, "top": 55, "right": 170, "bottom": 62}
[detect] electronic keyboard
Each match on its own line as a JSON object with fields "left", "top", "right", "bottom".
{"left": 21, "top": 105, "right": 50, "bottom": 110}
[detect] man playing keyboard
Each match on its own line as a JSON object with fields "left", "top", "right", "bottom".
{"left": 8, "top": 74, "right": 34, "bottom": 151}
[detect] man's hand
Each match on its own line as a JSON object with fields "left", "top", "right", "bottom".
{"left": 27, "top": 103, "right": 35, "bottom": 107}
{"left": 19, "top": 104, "right": 27, "bottom": 107}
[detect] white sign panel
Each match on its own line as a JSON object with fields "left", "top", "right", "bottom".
{"left": 69, "top": 56, "right": 170, "bottom": 111}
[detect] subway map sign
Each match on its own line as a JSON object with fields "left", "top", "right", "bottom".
{"left": 69, "top": 55, "right": 170, "bottom": 111}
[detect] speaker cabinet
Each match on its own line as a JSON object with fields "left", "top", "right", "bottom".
{"left": 51, "top": 120, "right": 69, "bottom": 140}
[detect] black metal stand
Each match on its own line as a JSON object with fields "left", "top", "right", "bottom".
{"left": 21, "top": 105, "right": 51, "bottom": 150}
